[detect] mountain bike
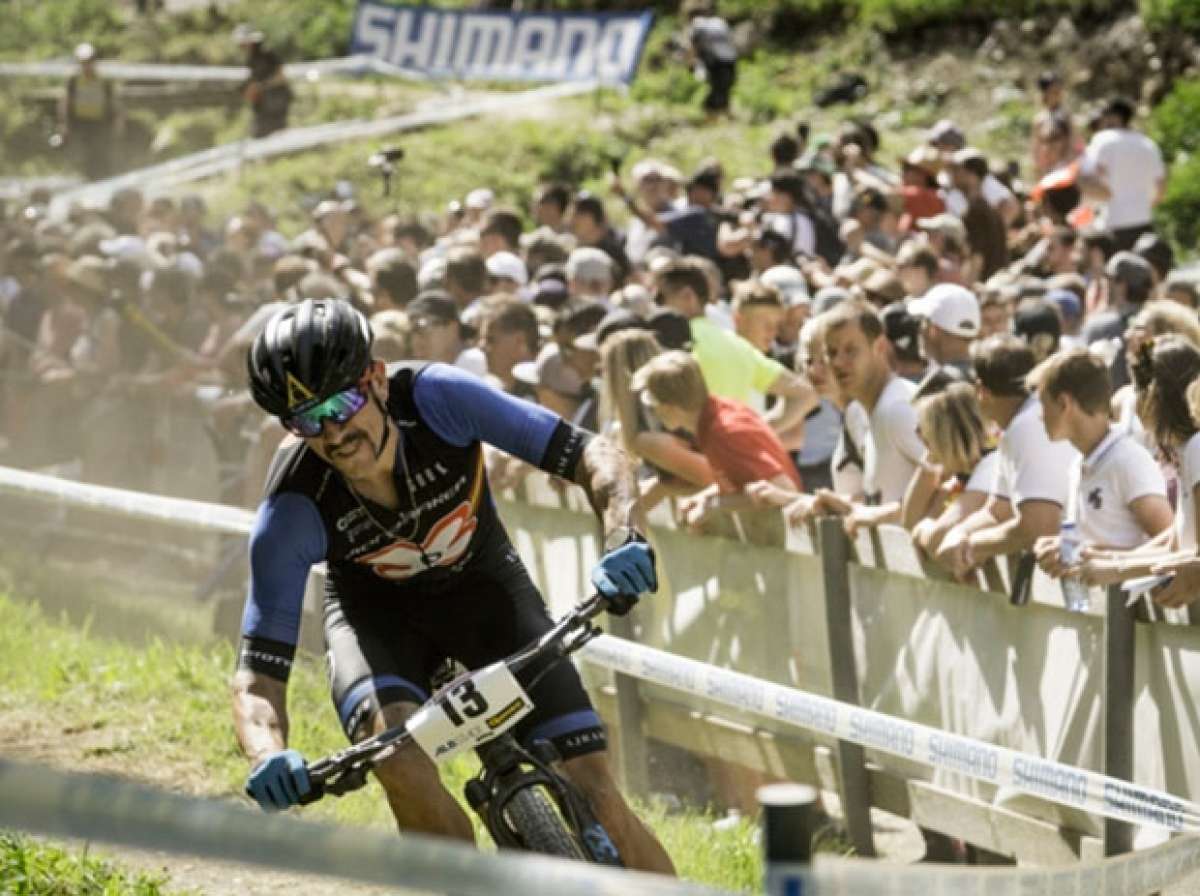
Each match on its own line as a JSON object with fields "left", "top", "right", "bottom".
{"left": 295, "top": 594, "right": 624, "bottom": 866}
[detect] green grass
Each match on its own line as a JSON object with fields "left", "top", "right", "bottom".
{"left": 0, "top": 590, "right": 765, "bottom": 892}
{"left": 0, "top": 833, "right": 188, "bottom": 896}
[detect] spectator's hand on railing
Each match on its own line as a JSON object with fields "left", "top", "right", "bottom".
{"left": 783, "top": 493, "right": 818, "bottom": 525}
{"left": 1077, "top": 547, "right": 1131, "bottom": 587}
{"left": 678, "top": 492, "right": 717, "bottom": 529}
{"left": 1149, "top": 556, "right": 1200, "bottom": 608}
{"left": 911, "top": 517, "right": 938, "bottom": 556}
{"left": 943, "top": 535, "right": 978, "bottom": 582}
{"left": 843, "top": 503, "right": 889, "bottom": 538}
{"left": 1034, "top": 534, "right": 1068, "bottom": 579}
{"left": 746, "top": 479, "right": 795, "bottom": 508}
{"left": 812, "top": 489, "right": 852, "bottom": 517}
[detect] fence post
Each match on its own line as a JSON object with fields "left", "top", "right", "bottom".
{"left": 1103, "top": 584, "right": 1135, "bottom": 857}
{"left": 607, "top": 610, "right": 650, "bottom": 796}
{"left": 760, "top": 782, "right": 818, "bottom": 896}
{"left": 816, "top": 515, "right": 876, "bottom": 858}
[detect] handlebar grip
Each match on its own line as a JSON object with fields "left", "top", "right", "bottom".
{"left": 298, "top": 777, "right": 325, "bottom": 805}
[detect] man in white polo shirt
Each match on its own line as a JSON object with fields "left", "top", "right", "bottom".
{"left": 810, "top": 299, "right": 925, "bottom": 530}
{"left": 1029, "top": 349, "right": 1171, "bottom": 575}
{"left": 940, "top": 336, "right": 1079, "bottom": 579}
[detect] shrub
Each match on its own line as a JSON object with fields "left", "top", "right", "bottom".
{"left": 1141, "top": 0, "right": 1200, "bottom": 33}
{"left": 1155, "top": 154, "right": 1200, "bottom": 253}
{"left": 1150, "top": 77, "right": 1200, "bottom": 160}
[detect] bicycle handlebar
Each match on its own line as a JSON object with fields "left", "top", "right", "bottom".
{"left": 292, "top": 594, "right": 611, "bottom": 805}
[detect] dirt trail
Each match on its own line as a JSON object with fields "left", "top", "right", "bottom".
{"left": 0, "top": 710, "right": 422, "bottom": 896}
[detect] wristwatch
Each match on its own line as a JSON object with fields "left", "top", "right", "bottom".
{"left": 603, "top": 525, "right": 647, "bottom": 554}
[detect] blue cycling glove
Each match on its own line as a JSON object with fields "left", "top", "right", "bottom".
{"left": 246, "top": 748, "right": 311, "bottom": 811}
{"left": 591, "top": 540, "right": 657, "bottom": 616}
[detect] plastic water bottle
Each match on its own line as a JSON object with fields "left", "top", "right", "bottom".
{"left": 1059, "top": 522, "right": 1090, "bottom": 613}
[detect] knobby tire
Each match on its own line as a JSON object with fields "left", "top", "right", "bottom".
{"left": 503, "top": 786, "right": 587, "bottom": 860}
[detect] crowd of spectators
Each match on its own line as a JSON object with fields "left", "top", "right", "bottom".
{"left": 4, "top": 72, "right": 1200, "bottom": 610}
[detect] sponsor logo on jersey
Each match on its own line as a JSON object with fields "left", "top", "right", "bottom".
{"left": 358, "top": 500, "right": 478, "bottom": 580}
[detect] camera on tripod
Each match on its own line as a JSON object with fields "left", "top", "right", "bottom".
{"left": 367, "top": 146, "right": 405, "bottom": 196}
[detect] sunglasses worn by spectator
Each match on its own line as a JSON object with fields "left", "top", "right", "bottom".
{"left": 282, "top": 383, "right": 368, "bottom": 438}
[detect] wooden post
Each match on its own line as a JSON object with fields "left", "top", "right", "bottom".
{"left": 816, "top": 516, "right": 876, "bottom": 857}
{"left": 607, "top": 610, "right": 650, "bottom": 796}
{"left": 760, "top": 783, "right": 818, "bottom": 896}
{"left": 1104, "top": 584, "right": 1135, "bottom": 857}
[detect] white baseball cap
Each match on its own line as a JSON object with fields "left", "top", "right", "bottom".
{"left": 485, "top": 251, "right": 528, "bottom": 287}
{"left": 465, "top": 188, "right": 494, "bottom": 211}
{"left": 908, "top": 283, "right": 980, "bottom": 339}
{"left": 760, "top": 265, "right": 810, "bottom": 307}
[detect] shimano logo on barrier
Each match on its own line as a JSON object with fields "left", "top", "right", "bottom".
{"left": 927, "top": 734, "right": 999, "bottom": 781}
{"left": 775, "top": 692, "right": 838, "bottom": 735}
{"left": 1012, "top": 758, "right": 1088, "bottom": 807}
{"left": 705, "top": 673, "right": 765, "bottom": 714}
{"left": 350, "top": 4, "right": 653, "bottom": 85}
{"left": 848, "top": 711, "right": 916, "bottom": 757}
{"left": 1102, "top": 780, "right": 1187, "bottom": 830}
{"left": 640, "top": 655, "right": 696, "bottom": 693}
{"left": 585, "top": 641, "right": 634, "bottom": 673}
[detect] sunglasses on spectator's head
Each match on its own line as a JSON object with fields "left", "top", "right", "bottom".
{"left": 281, "top": 382, "right": 368, "bottom": 438}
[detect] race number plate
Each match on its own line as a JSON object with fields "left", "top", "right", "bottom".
{"left": 406, "top": 663, "right": 534, "bottom": 763}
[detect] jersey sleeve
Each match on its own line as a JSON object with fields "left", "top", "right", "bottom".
{"left": 238, "top": 491, "right": 327, "bottom": 679}
{"left": 413, "top": 362, "right": 591, "bottom": 477}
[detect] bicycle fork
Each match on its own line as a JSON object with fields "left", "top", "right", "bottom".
{"left": 466, "top": 736, "right": 622, "bottom": 866}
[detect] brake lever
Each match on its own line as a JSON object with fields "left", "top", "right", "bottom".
{"left": 560, "top": 619, "right": 602, "bottom": 654}
{"left": 324, "top": 762, "right": 372, "bottom": 797}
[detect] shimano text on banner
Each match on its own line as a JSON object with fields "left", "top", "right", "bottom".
{"left": 350, "top": 3, "right": 654, "bottom": 85}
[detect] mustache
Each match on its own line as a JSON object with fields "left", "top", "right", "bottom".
{"left": 326, "top": 432, "right": 363, "bottom": 452}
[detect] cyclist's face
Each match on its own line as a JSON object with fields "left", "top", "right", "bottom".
{"left": 305, "top": 362, "right": 389, "bottom": 478}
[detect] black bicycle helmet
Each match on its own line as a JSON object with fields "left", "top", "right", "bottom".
{"left": 247, "top": 298, "right": 372, "bottom": 416}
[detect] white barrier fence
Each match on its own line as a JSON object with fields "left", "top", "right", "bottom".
{"left": 4, "top": 756, "right": 1200, "bottom": 896}
{"left": 581, "top": 636, "right": 1199, "bottom": 834}
{"left": 0, "top": 757, "right": 732, "bottom": 896}
{"left": 1, "top": 463, "right": 1197, "bottom": 838}
{"left": 0, "top": 56, "right": 433, "bottom": 83}
{"left": 44, "top": 78, "right": 599, "bottom": 217}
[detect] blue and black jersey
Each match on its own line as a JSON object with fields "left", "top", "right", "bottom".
{"left": 238, "top": 362, "right": 592, "bottom": 681}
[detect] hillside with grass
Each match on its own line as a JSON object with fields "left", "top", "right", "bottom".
{"left": 7, "top": 0, "right": 1200, "bottom": 250}
{"left": 0, "top": 589, "right": 771, "bottom": 893}
{"left": 5, "top": 1, "right": 1200, "bottom": 246}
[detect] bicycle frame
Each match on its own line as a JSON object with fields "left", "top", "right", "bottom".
{"left": 295, "top": 595, "right": 620, "bottom": 864}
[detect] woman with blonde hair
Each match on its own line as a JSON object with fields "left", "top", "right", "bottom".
{"left": 903, "top": 382, "right": 1009, "bottom": 561}
{"left": 598, "top": 328, "right": 713, "bottom": 509}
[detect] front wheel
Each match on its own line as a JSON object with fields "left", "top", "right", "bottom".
{"left": 503, "top": 786, "right": 587, "bottom": 860}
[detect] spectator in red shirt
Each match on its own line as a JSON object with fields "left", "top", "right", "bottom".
{"left": 897, "top": 145, "right": 945, "bottom": 233}
{"left": 631, "top": 350, "right": 800, "bottom": 527}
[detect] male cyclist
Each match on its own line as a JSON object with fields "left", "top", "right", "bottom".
{"left": 234, "top": 298, "right": 674, "bottom": 874}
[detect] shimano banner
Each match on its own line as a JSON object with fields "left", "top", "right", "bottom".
{"left": 350, "top": 4, "right": 653, "bottom": 85}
